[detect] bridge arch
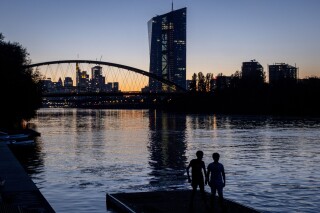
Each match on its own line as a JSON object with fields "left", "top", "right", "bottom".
{"left": 26, "top": 60, "right": 186, "bottom": 92}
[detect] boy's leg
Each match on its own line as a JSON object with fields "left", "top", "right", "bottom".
{"left": 189, "top": 183, "right": 198, "bottom": 208}
{"left": 210, "top": 186, "right": 217, "bottom": 209}
{"left": 191, "top": 187, "right": 197, "bottom": 199}
{"left": 199, "top": 182, "right": 207, "bottom": 204}
{"left": 217, "top": 187, "right": 224, "bottom": 210}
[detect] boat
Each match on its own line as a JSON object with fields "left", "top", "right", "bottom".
{"left": 0, "top": 131, "right": 31, "bottom": 141}
{"left": 5, "top": 139, "right": 36, "bottom": 147}
{"left": 0, "top": 131, "right": 36, "bottom": 147}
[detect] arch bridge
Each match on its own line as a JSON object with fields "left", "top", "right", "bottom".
{"left": 26, "top": 60, "right": 187, "bottom": 107}
{"left": 26, "top": 60, "right": 187, "bottom": 96}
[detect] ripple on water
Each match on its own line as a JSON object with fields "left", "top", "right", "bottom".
{"left": 23, "top": 109, "right": 320, "bottom": 213}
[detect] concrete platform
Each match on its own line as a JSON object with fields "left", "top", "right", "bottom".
{"left": 106, "top": 190, "right": 261, "bottom": 213}
{"left": 0, "top": 142, "right": 55, "bottom": 212}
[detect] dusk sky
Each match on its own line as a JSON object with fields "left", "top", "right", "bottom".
{"left": 1, "top": 0, "right": 320, "bottom": 80}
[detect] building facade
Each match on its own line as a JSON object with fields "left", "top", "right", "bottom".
{"left": 269, "top": 63, "right": 298, "bottom": 86}
{"left": 241, "top": 60, "right": 265, "bottom": 87}
{"left": 91, "top": 66, "right": 105, "bottom": 92}
{"left": 148, "top": 7, "right": 187, "bottom": 92}
{"left": 76, "top": 63, "right": 89, "bottom": 92}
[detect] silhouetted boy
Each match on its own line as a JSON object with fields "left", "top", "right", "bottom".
{"left": 186, "top": 150, "right": 207, "bottom": 208}
{"left": 206, "top": 152, "right": 226, "bottom": 210}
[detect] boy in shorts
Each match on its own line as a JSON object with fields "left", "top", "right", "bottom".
{"left": 186, "top": 150, "right": 207, "bottom": 207}
{"left": 206, "top": 152, "right": 226, "bottom": 210}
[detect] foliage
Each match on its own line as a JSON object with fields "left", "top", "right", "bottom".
{"left": 189, "top": 72, "right": 215, "bottom": 92}
{"left": 188, "top": 73, "right": 197, "bottom": 92}
{"left": 167, "top": 70, "right": 320, "bottom": 116}
{"left": 0, "top": 33, "right": 43, "bottom": 129}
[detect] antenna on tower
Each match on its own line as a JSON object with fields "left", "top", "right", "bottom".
{"left": 172, "top": 0, "right": 173, "bottom": 11}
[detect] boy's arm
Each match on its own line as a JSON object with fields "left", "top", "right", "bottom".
{"left": 206, "top": 169, "right": 210, "bottom": 186}
{"left": 203, "top": 163, "right": 208, "bottom": 185}
{"left": 222, "top": 166, "right": 226, "bottom": 187}
{"left": 206, "top": 166, "right": 210, "bottom": 184}
{"left": 186, "top": 162, "right": 191, "bottom": 182}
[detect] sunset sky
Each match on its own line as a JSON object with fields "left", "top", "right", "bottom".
{"left": 1, "top": 0, "right": 319, "bottom": 81}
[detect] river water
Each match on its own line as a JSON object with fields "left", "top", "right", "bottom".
{"left": 12, "top": 108, "right": 320, "bottom": 213}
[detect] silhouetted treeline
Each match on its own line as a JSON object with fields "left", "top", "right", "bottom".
{"left": 0, "top": 33, "right": 43, "bottom": 129}
{"left": 163, "top": 77, "right": 320, "bottom": 116}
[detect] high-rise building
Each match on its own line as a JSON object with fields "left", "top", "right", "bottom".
{"left": 241, "top": 60, "right": 265, "bottom": 87}
{"left": 148, "top": 7, "right": 187, "bottom": 92}
{"left": 76, "top": 63, "right": 89, "bottom": 92}
{"left": 91, "top": 66, "right": 105, "bottom": 92}
{"left": 269, "top": 63, "right": 298, "bottom": 86}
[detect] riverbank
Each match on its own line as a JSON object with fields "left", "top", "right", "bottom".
{"left": 0, "top": 142, "right": 55, "bottom": 212}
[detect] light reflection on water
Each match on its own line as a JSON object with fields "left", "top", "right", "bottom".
{"left": 12, "top": 109, "right": 320, "bottom": 213}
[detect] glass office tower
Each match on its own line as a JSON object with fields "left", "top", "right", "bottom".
{"left": 148, "top": 7, "right": 186, "bottom": 92}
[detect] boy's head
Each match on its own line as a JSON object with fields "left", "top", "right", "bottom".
{"left": 212, "top": 152, "right": 220, "bottom": 162}
{"left": 196, "top": 150, "right": 203, "bottom": 159}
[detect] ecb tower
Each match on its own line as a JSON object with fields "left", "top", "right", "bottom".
{"left": 148, "top": 7, "right": 186, "bottom": 92}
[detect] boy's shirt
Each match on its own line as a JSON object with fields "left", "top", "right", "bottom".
{"left": 207, "top": 162, "right": 224, "bottom": 186}
{"left": 189, "top": 159, "right": 205, "bottom": 179}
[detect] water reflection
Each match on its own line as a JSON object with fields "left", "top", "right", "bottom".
{"left": 148, "top": 110, "right": 188, "bottom": 189}
{"left": 15, "top": 109, "right": 320, "bottom": 213}
{"left": 9, "top": 136, "right": 45, "bottom": 176}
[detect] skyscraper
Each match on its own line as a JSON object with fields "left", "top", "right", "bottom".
{"left": 148, "top": 7, "right": 186, "bottom": 92}
{"left": 91, "top": 66, "right": 105, "bottom": 92}
{"left": 76, "top": 63, "right": 89, "bottom": 92}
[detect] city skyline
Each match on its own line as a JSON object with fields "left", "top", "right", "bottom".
{"left": 1, "top": 0, "right": 320, "bottom": 81}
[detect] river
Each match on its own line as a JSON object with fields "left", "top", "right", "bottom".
{"left": 11, "top": 108, "right": 320, "bottom": 213}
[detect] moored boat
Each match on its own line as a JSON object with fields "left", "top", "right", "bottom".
{"left": 0, "top": 130, "right": 37, "bottom": 147}
{"left": 5, "top": 139, "right": 35, "bottom": 147}
{"left": 0, "top": 131, "right": 31, "bottom": 141}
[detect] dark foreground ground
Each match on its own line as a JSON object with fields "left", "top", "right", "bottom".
{"left": 107, "top": 190, "right": 261, "bottom": 213}
{"left": 0, "top": 142, "right": 55, "bottom": 212}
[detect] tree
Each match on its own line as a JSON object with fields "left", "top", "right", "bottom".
{"left": 205, "top": 73, "right": 214, "bottom": 92}
{"left": 0, "top": 33, "right": 43, "bottom": 129}
{"left": 230, "top": 70, "right": 241, "bottom": 88}
{"left": 198, "top": 72, "right": 206, "bottom": 92}
{"left": 189, "top": 72, "right": 215, "bottom": 93}
{"left": 189, "top": 73, "right": 197, "bottom": 92}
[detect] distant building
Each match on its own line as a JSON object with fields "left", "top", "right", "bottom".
{"left": 141, "top": 85, "right": 150, "bottom": 93}
{"left": 41, "top": 78, "right": 54, "bottom": 92}
{"left": 56, "top": 78, "right": 63, "bottom": 92}
{"left": 91, "top": 66, "right": 105, "bottom": 92}
{"left": 105, "top": 82, "right": 119, "bottom": 92}
{"left": 64, "top": 77, "right": 74, "bottom": 91}
{"left": 148, "top": 7, "right": 187, "bottom": 92}
{"left": 76, "top": 63, "right": 89, "bottom": 92}
{"left": 113, "top": 82, "right": 119, "bottom": 92}
{"left": 215, "top": 75, "right": 231, "bottom": 90}
{"left": 299, "top": 77, "right": 320, "bottom": 89}
{"left": 40, "top": 78, "right": 65, "bottom": 93}
{"left": 241, "top": 60, "right": 265, "bottom": 87}
{"left": 269, "top": 63, "right": 298, "bottom": 86}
